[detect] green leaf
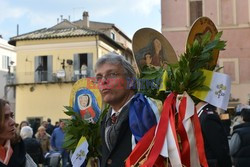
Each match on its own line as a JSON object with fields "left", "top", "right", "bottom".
{"left": 201, "top": 31, "right": 212, "bottom": 46}
{"left": 64, "top": 110, "right": 76, "bottom": 116}
{"left": 64, "top": 134, "right": 74, "bottom": 141}
{"left": 202, "top": 40, "right": 219, "bottom": 53}
{"left": 214, "top": 31, "right": 223, "bottom": 40}
{"left": 63, "top": 138, "right": 77, "bottom": 148}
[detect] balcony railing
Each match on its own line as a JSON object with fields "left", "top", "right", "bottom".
{"left": 5, "top": 70, "right": 94, "bottom": 85}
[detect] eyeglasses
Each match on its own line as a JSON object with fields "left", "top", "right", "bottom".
{"left": 95, "top": 72, "right": 121, "bottom": 82}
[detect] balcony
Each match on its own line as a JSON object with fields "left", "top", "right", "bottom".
{"left": 5, "top": 69, "right": 94, "bottom": 86}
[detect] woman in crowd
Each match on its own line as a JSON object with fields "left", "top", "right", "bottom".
{"left": 0, "top": 98, "right": 26, "bottom": 166}
{"left": 35, "top": 125, "right": 51, "bottom": 155}
{"left": 16, "top": 120, "right": 29, "bottom": 135}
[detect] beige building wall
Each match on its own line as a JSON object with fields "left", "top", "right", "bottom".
{"left": 161, "top": 0, "right": 250, "bottom": 106}
{"left": 16, "top": 84, "right": 72, "bottom": 123}
{"left": 14, "top": 36, "right": 127, "bottom": 124}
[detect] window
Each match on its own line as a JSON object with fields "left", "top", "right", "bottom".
{"left": 111, "top": 32, "right": 116, "bottom": 40}
{"left": 218, "top": 58, "right": 239, "bottom": 84}
{"left": 189, "top": 0, "right": 203, "bottom": 25}
{"left": 35, "top": 55, "right": 52, "bottom": 82}
{"left": 2, "top": 55, "right": 10, "bottom": 70}
{"left": 73, "top": 53, "right": 93, "bottom": 79}
{"left": 27, "top": 117, "right": 42, "bottom": 134}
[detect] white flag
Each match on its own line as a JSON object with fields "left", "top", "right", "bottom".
{"left": 71, "top": 136, "right": 89, "bottom": 167}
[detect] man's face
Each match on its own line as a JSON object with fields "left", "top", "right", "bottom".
{"left": 95, "top": 63, "right": 129, "bottom": 105}
{"left": 59, "top": 121, "right": 65, "bottom": 129}
{"left": 0, "top": 104, "right": 16, "bottom": 143}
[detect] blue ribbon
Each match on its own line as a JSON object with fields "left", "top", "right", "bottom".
{"left": 129, "top": 93, "right": 157, "bottom": 142}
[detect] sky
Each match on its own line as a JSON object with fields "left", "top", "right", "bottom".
{"left": 0, "top": 0, "right": 161, "bottom": 41}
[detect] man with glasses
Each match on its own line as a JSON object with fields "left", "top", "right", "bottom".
{"left": 95, "top": 53, "right": 136, "bottom": 167}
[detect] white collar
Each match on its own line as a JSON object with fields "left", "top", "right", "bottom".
{"left": 111, "top": 95, "right": 135, "bottom": 116}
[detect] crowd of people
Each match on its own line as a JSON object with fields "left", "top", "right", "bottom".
{"left": 1, "top": 53, "right": 250, "bottom": 167}
{"left": 0, "top": 100, "right": 71, "bottom": 167}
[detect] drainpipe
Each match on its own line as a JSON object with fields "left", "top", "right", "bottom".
{"left": 95, "top": 35, "right": 99, "bottom": 58}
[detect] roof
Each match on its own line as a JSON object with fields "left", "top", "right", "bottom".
{"left": 73, "top": 20, "right": 131, "bottom": 42}
{"left": 9, "top": 20, "right": 99, "bottom": 41}
{"left": 9, "top": 27, "right": 100, "bottom": 41}
{"left": 8, "top": 20, "right": 126, "bottom": 50}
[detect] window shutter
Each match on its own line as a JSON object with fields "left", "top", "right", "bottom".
{"left": 73, "top": 54, "right": 80, "bottom": 73}
{"left": 47, "top": 55, "right": 53, "bottom": 82}
{"left": 87, "top": 53, "right": 93, "bottom": 77}
{"left": 73, "top": 54, "right": 80, "bottom": 80}
{"left": 34, "top": 56, "right": 39, "bottom": 82}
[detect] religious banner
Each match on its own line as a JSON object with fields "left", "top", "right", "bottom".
{"left": 132, "top": 28, "right": 178, "bottom": 73}
{"left": 186, "top": 16, "right": 219, "bottom": 70}
{"left": 63, "top": 78, "right": 104, "bottom": 167}
{"left": 69, "top": 78, "right": 102, "bottom": 123}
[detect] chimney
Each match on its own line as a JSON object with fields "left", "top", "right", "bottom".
{"left": 17, "top": 24, "right": 19, "bottom": 36}
{"left": 82, "top": 11, "right": 89, "bottom": 27}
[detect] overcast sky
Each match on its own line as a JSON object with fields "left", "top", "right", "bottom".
{"left": 0, "top": 0, "right": 161, "bottom": 40}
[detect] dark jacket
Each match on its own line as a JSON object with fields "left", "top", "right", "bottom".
{"left": 199, "top": 104, "right": 232, "bottom": 167}
{"left": 23, "top": 137, "right": 44, "bottom": 165}
{"left": 100, "top": 103, "right": 132, "bottom": 167}
{"left": 46, "top": 123, "right": 55, "bottom": 135}
{"left": 232, "top": 122, "right": 250, "bottom": 167}
{"left": 0, "top": 139, "right": 26, "bottom": 167}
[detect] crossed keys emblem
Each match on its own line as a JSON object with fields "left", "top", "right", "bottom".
{"left": 215, "top": 84, "right": 227, "bottom": 98}
{"left": 76, "top": 149, "right": 86, "bottom": 160}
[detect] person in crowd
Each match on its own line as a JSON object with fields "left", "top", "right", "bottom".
{"left": 196, "top": 101, "right": 232, "bottom": 167}
{"left": 41, "top": 120, "right": 48, "bottom": 129}
{"left": 81, "top": 63, "right": 88, "bottom": 78}
{"left": 51, "top": 120, "right": 70, "bottom": 167}
{"left": 0, "top": 99, "right": 26, "bottom": 166}
{"left": 230, "top": 108, "right": 250, "bottom": 167}
{"left": 230, "top": 105, "right": 245, "bottom": 134}
{"left": 20, "top": 126, "right": 44, "bottom": 165}
{"left": 46, "top": 118, "right": 55, "bottom": 135}
{"left": 95, "top": 53, "right": 136, "bottom": 166}
{"left": 31, "top": 118, "right": 40, "bottom": 137}
{"left": 54, "top": 121, "right": 60, "bottom": 128}
{"left": 35, "top": 125, "right": 51, "bottom": 155}
{"left": 16, "top": 120, "right": 29, "bottom": 135}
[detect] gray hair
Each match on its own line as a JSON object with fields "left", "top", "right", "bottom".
{"left": 95, "top": 52, "right": 136, "bottom": 79}
{"left": 20, "top": 126, "right": 33, "bottom": 139}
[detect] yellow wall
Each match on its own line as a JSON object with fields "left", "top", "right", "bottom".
{"left": 14, "top": 36, "right": 123, "bottom": 123}
{"left": 15, "top": 83, "right": 72, "bottom": 124}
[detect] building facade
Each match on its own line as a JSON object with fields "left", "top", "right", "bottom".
{"left": 0, "top": 37, "right": 16, "bottom": 110}
{"left": 8, "top": 12, "right": 133, "bottom": 124}
{"left": 161, "top": 0, "right": 250, "bottom": 107}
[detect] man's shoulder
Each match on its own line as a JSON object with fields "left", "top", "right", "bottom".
{"left": 201, "top": 105, "right": 218, "bottom": 117}
{"left": 47, "top": 124, "right": 55, "bottom": 129}
{"left": 199, "top": 105, "right": 221, "bottom": 125}
{"left": 233, "top": 122, "right": 250, "bottom": 132}
{"left": 52, "top": 127, "right": 61, "bottom": 133}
